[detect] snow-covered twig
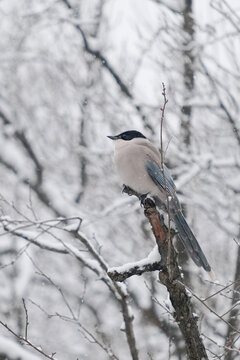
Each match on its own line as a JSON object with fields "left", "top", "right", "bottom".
{"left": 108, "top": 246, "right": 162, "bottom": 282}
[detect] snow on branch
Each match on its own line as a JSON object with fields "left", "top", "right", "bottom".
{"left": 108, "top": 246, "right": 162, "bottom": 282}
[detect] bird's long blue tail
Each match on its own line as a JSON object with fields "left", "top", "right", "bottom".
{"left": 173, "top": 210, "right": 211, "bottom": 272}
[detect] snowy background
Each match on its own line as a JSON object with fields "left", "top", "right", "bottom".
{"left": 0, "top": 0, "right": 239, "bottom": 359}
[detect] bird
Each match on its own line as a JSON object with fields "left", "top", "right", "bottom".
{"left": 108, "top": 130, "right": 213, "bottom": 275}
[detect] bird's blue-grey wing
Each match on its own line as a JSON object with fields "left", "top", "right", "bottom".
{"left": 146, "top": 160, "right": 176, "bottom": 196}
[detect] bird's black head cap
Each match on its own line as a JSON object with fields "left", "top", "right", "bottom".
{"left": 107, "top": 130, "right": 146, "bottom": 141}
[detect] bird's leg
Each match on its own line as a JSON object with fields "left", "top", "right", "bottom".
{"left": 122, "top": 185, "right": 150, "bottom": 207}
{"left": 139, "top": 193, "right": 149, "bottom": 207}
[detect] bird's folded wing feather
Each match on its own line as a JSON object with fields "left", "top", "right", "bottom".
{"left": 146, "top": 160, "right": 176, "bottom": 196}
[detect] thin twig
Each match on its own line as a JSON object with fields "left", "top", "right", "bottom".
{"left": 159, "top": 83, "right": 171, "bottom": 276}
{"left": 184, "top": 283, "right": 240, "bottom": 335}
{"left": 0, "top": 320, "right": 57, "bottom": 359}
{"left": 200, "top": 59, "right": 240, "bottom": 146}
{"left": 22, "top": 298, "right": 29, "bottom": 340}
{"left": 202, "top": 280, "right": 240, "bottom": 302}
{"left": 221, "top": 301, "right": 240, "bottom": 318}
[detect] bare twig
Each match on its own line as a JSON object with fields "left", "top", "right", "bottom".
{"left": 0, "top": 111, "right": 63, "bottom": 217}
{"left": 77, "top": 322, "right": 120, "bottom": 360}
{"left": 159, "top": 83, "right": 172, "bottom": 276}
{"left": 200, "top": 59, "right": 240, "bottom": 146}
{"left": 149, "top": 0, "right": 181, "bottom": 14}
{"left": 202, "top": 280, "right": 240, "bottom": 302}
{"left": 22, "top": 298, "right": 29, "bottom": 340}
{"left": 0, "top": 320, "right": 56, "bottom": 359}
{"left": 72, "top": 227, "right": 140, "bottom": 359}
{"left": 224, "top": 232, "right": 240, "bottom": 359}
{"left": 0, "top": 110, "right": 43, "bottom": 186}
{"left": 27, "top": 255, "right": 120, "bottom": 360}
{"left": 184, "top": 284, "right": 240, "bottom": 335}
{"left": 160, "top": 83, "right": 169, "bottom": 160}
{"left": 210, "top": 0, "right": 240, "bottom": 32}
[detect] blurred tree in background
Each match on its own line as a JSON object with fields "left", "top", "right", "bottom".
{"left": 0, "top": 0, "right": 239, "bottom": 359}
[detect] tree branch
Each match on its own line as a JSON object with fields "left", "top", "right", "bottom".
{"left": 0, "top": 110, "right": 63, "bottom": 217}
{"left": 108, "top": 259, "right": 163, "bottom": 282}
{"left": 121, "top": 187, "right": 209, "bottom": 360}
{"left": 0, "top": 110, "right": 43, "bottom": 186}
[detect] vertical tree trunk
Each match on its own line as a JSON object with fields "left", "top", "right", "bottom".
{"left": 177, "top": 0, "right": 196, "bottom": 281}
{"left": 143, "top": 199, "right": 209, "bottom": 360}
{"left": 181, "top": 0, "right": 195, "bottom": 147}
{"left": 75, "top": 95, "right": 88, "bottom": 204}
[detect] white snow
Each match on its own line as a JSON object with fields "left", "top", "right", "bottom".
{"left": 0, "top": 335, "right": 42, "bottom": 360}
{"left": 108, "top": 245, "right": 160, "bottom": 274}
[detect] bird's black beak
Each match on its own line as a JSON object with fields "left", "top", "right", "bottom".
{"left": 107, "top": 135, "right": 118, "bottom": 140}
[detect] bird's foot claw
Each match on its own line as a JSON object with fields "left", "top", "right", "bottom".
{"left": 140, "top": 193, "right": 149, "bottom": 207}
